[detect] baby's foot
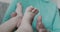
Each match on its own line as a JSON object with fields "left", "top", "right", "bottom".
{"left": 16, "top": 3, "right": 23, "bottom": 16}
{"left": 16, "top": 3, "right": 23, "bottom": 27}
{"left": 22, "top": 6, "right": 38, "bottom": 24}
{"left": 11, "top": 3, "right": 23, "bottom": 28}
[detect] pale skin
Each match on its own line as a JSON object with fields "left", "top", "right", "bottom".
{"left": 0, "top": 3, "right": 48, "bottom": 32}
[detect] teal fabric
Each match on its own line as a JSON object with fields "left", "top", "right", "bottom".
{"left": 2, "top": 0, "right": 60, "bottom": 32}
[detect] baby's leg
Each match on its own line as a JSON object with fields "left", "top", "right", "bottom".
{"left": 16, "top": 6, "right": 38, "bottom": 32}
{"left": 0, "top": 3, "right": 23, "bottom": 32}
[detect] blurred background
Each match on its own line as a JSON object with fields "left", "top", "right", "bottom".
{"left": 0, "top": 0, "right": 10, "bottom": 24}
{"left": 0, "top": 0, "right": 60, "bottom": 24}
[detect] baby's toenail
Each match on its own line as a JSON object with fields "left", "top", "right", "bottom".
{"left": 32, "top": 8, "right": 37, "bottom": 13}
{"left": 31, "top": 8, "right": 34, "bottom": 10}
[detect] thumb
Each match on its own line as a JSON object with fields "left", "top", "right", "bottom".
{"left": 11, "top": 12, "right": 17, "bottom": 18}
{"left": 36, "top": 16, "right": 45, "bottom": 31}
